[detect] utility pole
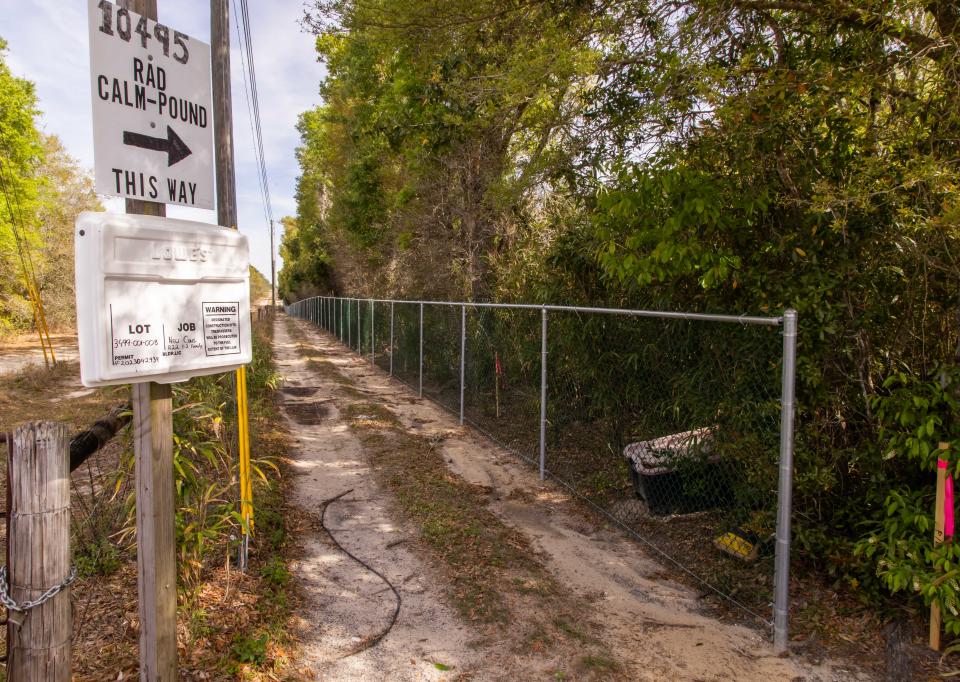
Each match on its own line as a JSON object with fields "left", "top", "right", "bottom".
{"left": 211, "top": 0, "right": 235, "bottom": 232}
{"left": 212, "top": 0, "right": 253, "bottom": 571}
{"left": 116, "top": 2, "right": 178, "bottom": 680}
{"left": 270, "top": 218, "right": 276, "bottom": 307}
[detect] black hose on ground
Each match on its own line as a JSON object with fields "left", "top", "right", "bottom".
{"left": 319, "top": 488, "right": 402, "bottom": 657}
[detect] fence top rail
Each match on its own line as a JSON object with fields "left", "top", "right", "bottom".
{"left": 298, "top": 296, "right": 784, "bottom": 327}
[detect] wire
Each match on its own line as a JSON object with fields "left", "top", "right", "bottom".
{"left": 232, "top": 0, "right": 274, "bottom": 231}
{"left": 231, "top": 0, "right": 270, "bottom": 227}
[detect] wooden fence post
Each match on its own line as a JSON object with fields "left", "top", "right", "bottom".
{"left": 7, "top": 421, "right": 71, "bottom": 681}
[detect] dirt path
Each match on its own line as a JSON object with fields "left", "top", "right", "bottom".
{"left": 0, "top": 338, "right": 78, "bottom": 375}
{"left": 276, "top": 316, "right": 483, "bottom": 681}
{"left": 276, "top": 314, "right": 867, "bottom": 681}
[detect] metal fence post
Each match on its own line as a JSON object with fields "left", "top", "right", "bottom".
{"left": 460, "top": 304, "right": 466, "bottom": 425}
{"left": 419, "top": 302, "right": 424, "bottom": 398}
{"left": 371, "top": 299, "right": 375, "bottom": 365}
{"left": 540, "top": 307, "right": 548, "bottom": 481}
{"left": 774, "top": 309, "right": 798, "bottom": 654}
{"left": 389, "top": 302, "right": 394, "bottom": 376}
{"left": 357, "top": 299, "right": 361, "bottom": 354}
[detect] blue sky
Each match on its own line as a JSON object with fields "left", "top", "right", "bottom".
{"left": 3, "top": 0, "right": 327, "bottom": 281}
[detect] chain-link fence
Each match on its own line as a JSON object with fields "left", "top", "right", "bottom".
{"left": 287, "top": 296, "right": 797, "bottom": 651}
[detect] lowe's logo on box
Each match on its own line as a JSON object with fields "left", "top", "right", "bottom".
{"left": 151, "top": 244, "right": 210, "bottom": 262}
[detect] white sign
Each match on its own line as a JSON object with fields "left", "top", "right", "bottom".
{"left": 75, "top": 212, "right": 252, "bottom": 386}
{"left": 88, "top": 0, "right": 214, "bottom": 209}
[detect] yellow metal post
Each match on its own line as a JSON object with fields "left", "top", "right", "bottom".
{"left": 236, "top": 365, "right": 253, "bottom": 541}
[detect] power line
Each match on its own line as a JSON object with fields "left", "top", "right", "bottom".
{"left": 232, "top": 0, "right": 274, "bottom": 228}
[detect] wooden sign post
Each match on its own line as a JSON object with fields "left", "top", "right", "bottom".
{"left": 115, "top": 4, "right": 178, "bottom": 677}
{"left": 131, "top": 382, "right": 177, "bottom": 679}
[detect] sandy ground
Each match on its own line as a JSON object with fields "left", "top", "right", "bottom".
{"left": 0, "top": 337, "right": 78, "bottom": 375}
{"left": 276, "top": 314, "right": 870, "bottom": 681}
{"left": 277, "top": 317, "right": 483, "bottom": 681}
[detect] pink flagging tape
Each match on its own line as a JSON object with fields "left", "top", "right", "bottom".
{"left": 940, "top": 459, "right": 955, "bottom": 538}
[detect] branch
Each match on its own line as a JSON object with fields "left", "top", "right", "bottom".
{"left": 69, "top": 404, "right": 131, "bottom": 472}
{"left": 734, "top": 0, "right": 950, "bottom": 61}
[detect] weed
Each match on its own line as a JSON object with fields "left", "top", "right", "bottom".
{"left": 74, "top": 537, "right": 122, "bottom": 577}
{"left": 231, "top": 631, "right": 269, "bottom": 666}
{"left": 553, "top": 617, "right": 590, "bottom": 643}
{"left": 260, "top": 556, "right": 291, "bottom": 588}
{"left": 577, "top": 654, "right": 621, "bottom": 674}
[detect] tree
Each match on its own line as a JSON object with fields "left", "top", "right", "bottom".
{"left": 0, "top": 36, "right": 45, "bottom": 335}
{"left": 288, "top": 0, "right": 960, "bottom": 626}
{"left": 0, "top": 38, "right": 101, "bottom": 335}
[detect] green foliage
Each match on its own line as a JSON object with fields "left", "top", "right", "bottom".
{"left": 249, "top": 266, "right": 272, "bottom": 303}
{"left": 74, "top": 537, "right": 122, "bottom": 577}
{"left": 291, "top": 0, "right": 598, "bottom": 298}
{"left": 0, "top": 40, "right": 100, "bottom": 335}
{"left": 289, "top": 0, "right": 960, "bottom": 622}
{"left": 874, "top": 367, "right": 960, "bottom": 474}
{"left": 112, "top": 318, "right": 283, "bottom": 599}
{"left": 0, "top": 36, "right": 44, "bottom": 334}
{"left": 854, "top": 366, "right": 960, "bottom": 631}
{"left": 230, "top": 631, "right": 269, "bottom": 666}
{"left": 259, "top": 556, "right": 291, "bottom": 589}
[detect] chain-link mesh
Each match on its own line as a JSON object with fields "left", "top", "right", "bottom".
{"left": 546, "top": 311, "right": 781, "bottom": 622}
{"left": 391, "top": 302, "right": 422, "bottom": 392}
{"left": 463, "top": 306, "right": 542, "bottom": 464}
{"left": 419, "top": 305, "right": 461, "bottom": 415}
{"left": 290, "top": 297, "right": 786, "bottom": 628}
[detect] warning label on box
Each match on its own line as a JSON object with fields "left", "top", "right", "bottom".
{"left": 202, "top": 302, "right": 241, "bottom": 356}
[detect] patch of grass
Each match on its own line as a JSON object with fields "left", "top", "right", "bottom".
{"left": 577, "top": 654, "right": 622, "bottom": 675}
{"left": 346, "top": 401, "right": 530, "bottom": 623}
{"left": 230, "top": 631, "right": 270, "bottom": 667}
{"left": 0, "top": 360, "right": 127, "bottom": 431}
{"left": 305, "top": 357, "right": 349, "bottom": 383}
{"left": 524, "top": 624, "right": 555, "bottom": 652}
{"left": 74, "top": 537, "right": 123, "bottom": 577}
{"left": 341, "top": 401, "right": 399, "bottom": 426}
{"left": 553, "top": 617, "right": 592, "bottom": 643}
{"left": 513, "top": 576, "right": 553, "bottom": 597}
{"left": 260, "top": 555, "right": 291, "bottom": 588}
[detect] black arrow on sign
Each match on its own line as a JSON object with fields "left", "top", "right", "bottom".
{"left": 122, "top": 125, "right": 192, "bottom": 166}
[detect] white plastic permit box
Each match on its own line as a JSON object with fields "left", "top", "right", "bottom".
{"left": 75, "top": 212, "right": 252, "bottom": 387}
